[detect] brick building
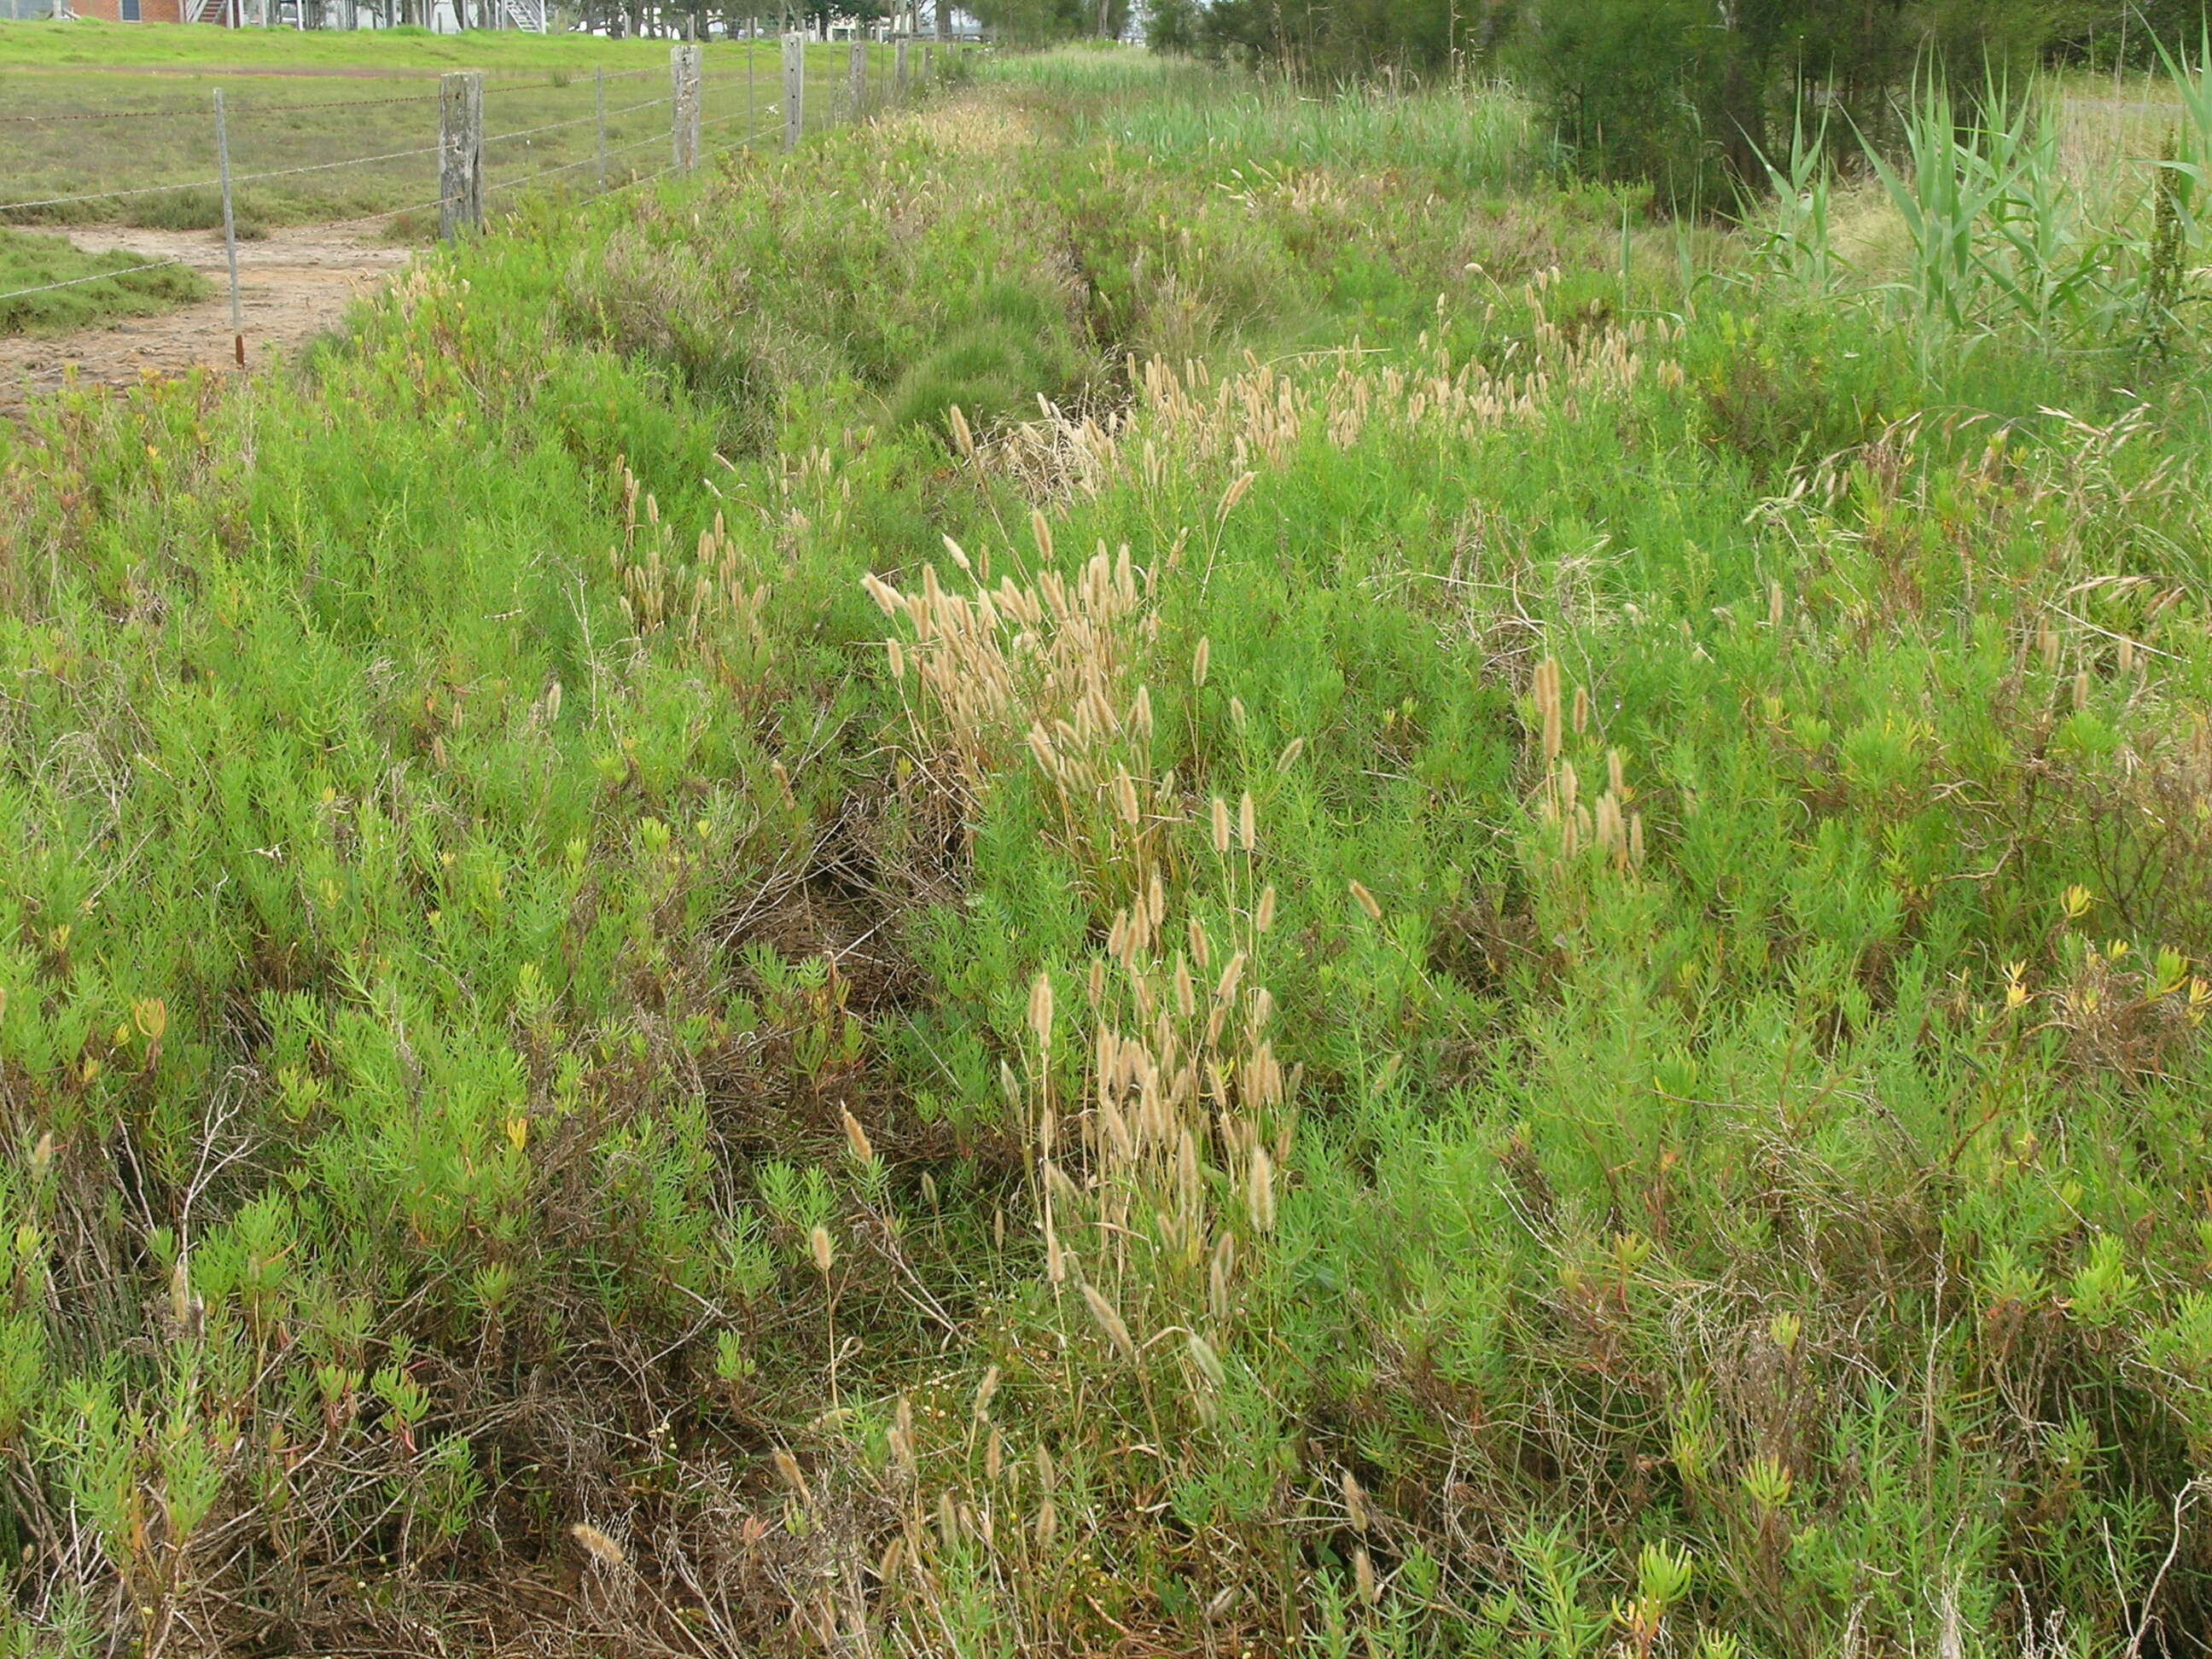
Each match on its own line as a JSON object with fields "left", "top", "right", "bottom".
{"left": 20, "top": 0, "right": 252, "bottom": 18}
{"left": 63, "top": 0, "right": 197, "bottom": 19}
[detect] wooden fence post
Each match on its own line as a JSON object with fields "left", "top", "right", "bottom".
{"left": 848, "top": 38, "right": 866, "bottom": 119}
{"left": 671, "top": 44, "right": 702, "bottom": 173}
{"left": 438, "top": 72, "right": 482, "bottom": 242}
{"left": 895, "top": 37, "right": 908, "bottom": 97}
{"left": 783, "top": 32, "right": 805, "bottom": 151}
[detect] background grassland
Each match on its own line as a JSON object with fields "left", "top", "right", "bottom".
{"left": 0, "top": 29, "right": 908, "bottom": 231}
{"left": 3, "top": 41, "right": 2212, "bottom": 1659}
{"left": 0, "top": 15, "right": 746, "bottom": 70}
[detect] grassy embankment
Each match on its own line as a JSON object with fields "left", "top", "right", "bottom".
{"left": 0, "top": 223, "right": 206, "bottom": 335}
{"left": 3, "top": 42, "right": 2212, "bottom": 1658}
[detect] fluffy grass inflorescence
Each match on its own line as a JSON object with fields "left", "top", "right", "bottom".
{"left": 3, "top": 40, "right": 2212, "bottom": 1659}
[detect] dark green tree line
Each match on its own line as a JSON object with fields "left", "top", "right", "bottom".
{"left": 1148, "top": 0, "right": 2203, "bottom": 201}
{"left": 970, "top": 0, "right": 1128, "bottom": 42}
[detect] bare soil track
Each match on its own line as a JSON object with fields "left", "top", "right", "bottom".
{"left": 0, "top": 221, "right": 411, "bottom": 410}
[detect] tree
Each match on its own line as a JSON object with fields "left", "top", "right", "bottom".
{"left": 1145, "top": 0, "right": 1200, "bottom": 52}
{"left": 1514, "top": 0, "right": 2069, "bottom": 203}
{"left": 968, "top": 0, "right": 1126, "bottom": 41}
{"left": 1195, "top": 0, "right": 1459, "bottom": 77}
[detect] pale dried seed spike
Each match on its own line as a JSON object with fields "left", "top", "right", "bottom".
{"left": 862, "top": 572, "right": 901, "bottom": 616}
{"left": 809, "top": 1225, "right": 835, "bottom": 1275}
{"left": 1194, "top": 635, "right": 1211, "bottom": 686}
{"left": 1768, "top": 579, "right": 1784, "bottom": 628}
{"left": 1342, "top": 1469, "right": 1369, "bottom": 1533}
{"left": 841, "top": 1107, "right": 875, "bottom": 1165}
{"left": 2075, "top": 669, "right": 2090, "bottom": 711}
{"left": 1537, "top": 657, "right": 1562, "bottom": 761}
{"left": 1350, "top": 881, "right": 1382, "bottom": 922}
{"left": 1188, "top": 1330, "right": 1226, "bottom": 1389}
{"left": 1028, "top": 972, "right": 1055, "bottom": 1050}
{"left": 1275, "top": 736, "right": 1304, "bottom": 773}
{"left": 1215, "top": 952, "right": 1247, "bottom": 1006}
{"left": 1081, "top": 1282, "right": 1138, "bottom": 1362}
{"left": 1255, "top": 884, "right": 1278, "bottom": 934}
{"left": 1609, "top": 748, "right": 1624, "bottom": 800}
{"left": 1208, "top": 1229, "right": 1237, "bottom": 1318}
{"left": 772, "top": 1448, "right": 812, "bottom": 1505}
{"left": 1212, "top": 796, "right": 1231, "bottom": 855}
{"left": 571, "top": 1522, "right": 627, "bottom": 1570}
{"left": 1115, "top": 768, "right": 1142, "bottom": 826}
{"left": 1240, "top": 790, "right": 1257, "bottom": 852}
{"left": 1031, "top": 508, "right": 1055, "bottom": 564}
{"left": 974, "top": 1365, "right": 1001, "bottom": 1420}
{"left": 1572, "top": 684, "right": 1589, "bottom": 736}
{"left": 1249, "top": 1144, "right": 1276, "bottom": 1232}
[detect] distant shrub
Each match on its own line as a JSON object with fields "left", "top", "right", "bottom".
{"left": 124, "top": 185, "right": 268, "bottom": 239}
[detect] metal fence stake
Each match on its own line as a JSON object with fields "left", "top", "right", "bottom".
{"left": 212, "top": 88, "right": 245, "bottom": 368}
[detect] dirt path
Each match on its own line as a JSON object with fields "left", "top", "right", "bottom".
{"left": 0, "top": 221, "right": 415, "bottom": 409}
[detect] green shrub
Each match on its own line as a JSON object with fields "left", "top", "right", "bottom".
{"left": 3, "top": 49, "right": 2211, "bottom": 1659}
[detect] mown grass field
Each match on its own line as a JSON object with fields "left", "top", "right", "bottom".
{"left": 0, "top": 23, "right": 926, "bottom": 234}
{"left": 3, "top": 39, "right": 2212, "bottom": 1659}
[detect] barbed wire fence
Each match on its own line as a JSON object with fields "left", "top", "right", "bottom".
{"left": 0, "top": 36, "right": 958, "bottom": 358}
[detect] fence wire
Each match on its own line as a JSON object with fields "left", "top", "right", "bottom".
{"left": 0, "top": 257, "right": 191, "bottom": 305}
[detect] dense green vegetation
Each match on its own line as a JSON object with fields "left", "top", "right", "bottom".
{"left": 3, "top": 42, "right": 2212, "bottom": 1658}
